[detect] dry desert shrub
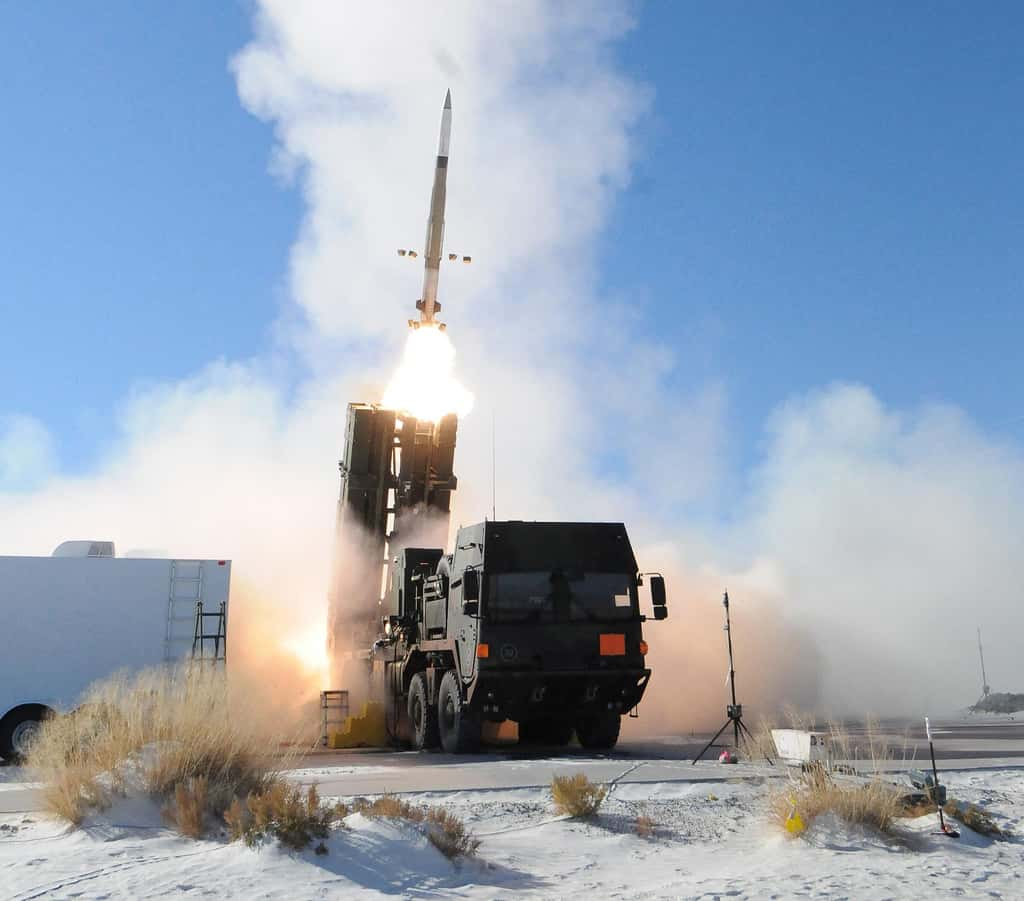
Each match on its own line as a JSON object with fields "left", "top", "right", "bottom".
{"left": 772, "top": 772, "right": 904, "bottom": 835}
{"left": 351, "top": 793, "right": 424, "bottom": 821}
{"left": 943, "top": 801, "right": 1006, "bottom": 838}
{"left": 350, "top": 794, "right": 480, "bottom": 858}
{"left": 769, "top": 714, "right": 906, "bottom": 837}
{"left": 167, "top": 776, "right": 209, "bottom": 839}
{"left": 635, "top": 812, "right": 656, "bottom": 838}
{"left": 424, "top": 806, "right": 482, "bottom": 858}
{"left": 26, "top": 666, "right": 287, "bottom": 831}
{"left": 551, "top": 773, "right": 607, "bottom": 818}
{"left": 226, "top": 783, "right": 336, "bottom": 850}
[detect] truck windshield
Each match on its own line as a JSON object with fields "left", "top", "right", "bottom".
{"left": 486, "top": 570, "right": 636, "bottom": 624}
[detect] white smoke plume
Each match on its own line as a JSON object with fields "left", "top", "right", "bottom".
{"left": 1, "top": 2, "right": 1021, "bottom": 729}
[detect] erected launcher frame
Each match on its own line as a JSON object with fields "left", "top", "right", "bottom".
{"left": 327, "top": 403, "right": 458, "bottom": 676}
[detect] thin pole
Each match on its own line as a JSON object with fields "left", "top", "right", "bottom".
{"left": 926, "top": 716, "right": 957, "bottom": 836}
{"left": 491, "top": 410, "right": 496, "bottom": 521}
{"left": 723, "top": 592, "right": 739, "bottom": 747}
{"left": 977, "top": 628, "right": 990, "bottom": 697}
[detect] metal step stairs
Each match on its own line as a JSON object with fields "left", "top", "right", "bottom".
{"left": 192, "top": 600, "right": 227, "bottom": 665}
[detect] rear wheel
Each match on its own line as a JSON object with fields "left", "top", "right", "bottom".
{"left": 437, "top": 671, "right": 480, "bottom": 754}
{"left": 407, "top": 673, "right": 439, "bottom": 751}
{"left": 575, "top": 712, "right": 621, "bottom": 750}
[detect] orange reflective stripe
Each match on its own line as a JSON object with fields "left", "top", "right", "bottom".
{"left": 476, "top": 643, "right": 490, "bottom": 658}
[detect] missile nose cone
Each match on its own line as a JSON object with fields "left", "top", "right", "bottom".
{"left": 438, "top": 89, "right": 452, "bottom": 157}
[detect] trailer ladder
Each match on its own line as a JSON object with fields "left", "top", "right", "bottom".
{"left": 164, "top": 560, "right": 205, "bottom": 662}
{"left": 192, "top": 600, "right": 227, "bottom": 665}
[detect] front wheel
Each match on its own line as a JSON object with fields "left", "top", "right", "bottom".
{"left": 575, "top": 712, "right": 621, "bottom": 750}
{"left": 407, "top": 673, "right": 439, "bottom": 751}
{"left": 437, "top": 671, "right": 481, "bottom": 754}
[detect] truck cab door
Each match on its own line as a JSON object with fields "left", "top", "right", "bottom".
{"left": 454, "top": 572, "right": 480, "bottom": 683}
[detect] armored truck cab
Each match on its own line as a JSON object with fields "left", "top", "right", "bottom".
{"left": 373, "top": 520, "right": 667, "bottom": 753}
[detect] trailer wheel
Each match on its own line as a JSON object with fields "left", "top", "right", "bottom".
{"left": 437, "top": 671, "right": 480, "bottom": 754}
{"left": 575, "top": 712, "right": 620, "bottom": 750}
{"left": 0, "top": 705, "right": 51, "bottom": 761}
{"left": 407, "top": 673, "right": 439, "bottom": 751}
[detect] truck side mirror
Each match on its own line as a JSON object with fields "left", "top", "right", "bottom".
{"left": 462, "top": 568, "right": 480, "bottom": 601}
{"left": 650, "top": 575, "right": 667, "bottom": 619}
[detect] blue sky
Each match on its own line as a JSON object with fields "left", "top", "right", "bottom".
{"left": 2, "top": 2, "right": 1021, "bottom": 478}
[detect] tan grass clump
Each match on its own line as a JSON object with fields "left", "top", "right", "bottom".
{"left": 27, "top": 666, "right": 288, "bottom": 831}
{"left": 424, "top": 806, "right": 482, "bottom": 858}
{"left": 351, "top": 794, "right": 423, "bottom": 821}
{"left": 635, "top": 812, "right": 655, "bottom": 838}
{"left": 551, "top": 773, "right": 607, "bottom": 818}
{"left": 226, "top": 783, "right": 336, "bottom": 850}
{"left": 769, "top": 715, "right": 907, "bottom": 837}
{"left": 349, "top": 794, "right": 480, "bottom": 858}
{"left": 167, "top": 776, "right": 208, "bottom": 839}
{"left": 772, "top": 772, "right": 903, "bottom": 835}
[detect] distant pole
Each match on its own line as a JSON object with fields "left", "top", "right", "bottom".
{"left": 491, "top": 410, "right": 496, "bottom": 521}
{"left": 977, "top": 628, "right": 990, "bottom": 698}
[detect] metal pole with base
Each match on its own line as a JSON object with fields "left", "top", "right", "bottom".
{"left": 692, "top": 592, "right": 774, "bottom": 766}
{"left": 926, "top": 716, "right": 959, "bottom": 838}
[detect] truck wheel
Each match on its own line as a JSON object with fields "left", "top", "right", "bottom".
{"left": 437, "top": 671, "right": 480, "bottom": 754}
{"left": 407, "top": 673, "right": 439, "bottom": 750}
{"left": 576, "top": 712, "right": 621, "bottom": 750}
{"left": 0, "top": 705, "right": 50, "bottom": 761}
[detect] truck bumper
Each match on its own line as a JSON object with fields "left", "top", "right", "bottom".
{"left": 471, "top": 668, "right": 651, "bottom": 721}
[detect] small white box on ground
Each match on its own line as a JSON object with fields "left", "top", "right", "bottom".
{"left": 771, "top": 729, "right": 830, "bottom": 765}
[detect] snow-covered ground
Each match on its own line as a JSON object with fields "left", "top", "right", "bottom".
{"left": 1, "top": 761, "right": 1021, "bottom": 899}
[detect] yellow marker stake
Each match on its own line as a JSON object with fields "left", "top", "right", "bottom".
{"left": 785, "top": 798, "right": 806, "bottom": 835}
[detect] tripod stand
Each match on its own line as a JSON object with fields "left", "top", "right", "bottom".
{"left": 692, "top": 591, "right": 773, "bottom": 765}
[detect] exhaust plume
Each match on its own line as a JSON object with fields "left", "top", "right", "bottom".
{"left": 383, "top": 327, "right": 474, "bottom": 422}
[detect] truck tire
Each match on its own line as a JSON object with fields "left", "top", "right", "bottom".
{"left": 407, "top": 673, "right": 439, "bottom": 751}
{"left": 575, "top": 712, "right": 621, "bottom": 750}
{"left": 519, "top": 717, "right": 574, "bottom": 746}
{"left": 437, "top": 671, "right": 480, "bottom": 754}
{"left": 0, "top": 705, "right": 50, "bottom": 761}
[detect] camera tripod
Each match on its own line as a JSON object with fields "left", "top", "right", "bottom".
{"left": 692, "top": 591, "right": 774, "bottom": 765}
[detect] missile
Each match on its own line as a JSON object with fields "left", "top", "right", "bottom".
{"left": 413, "top": 90, "right": 452, "bottom": 329}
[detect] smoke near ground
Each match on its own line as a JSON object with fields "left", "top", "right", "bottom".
{"left": 0, "top": 2, "right": 1021, "bottom": 730}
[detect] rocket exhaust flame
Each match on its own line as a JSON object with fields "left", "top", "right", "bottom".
{"left": 385, "top": 89, "right": 473, "bottom": 423}
{"left": 383, "top": 325, "right": 474, "bottom": 422}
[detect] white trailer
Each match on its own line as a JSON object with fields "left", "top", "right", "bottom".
{"left": 0, "top": 540, "right": 231, "bottom": 759}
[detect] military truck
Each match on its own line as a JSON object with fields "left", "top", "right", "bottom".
{"left": 372, "top": 519, "right": 667, "bottom": 753}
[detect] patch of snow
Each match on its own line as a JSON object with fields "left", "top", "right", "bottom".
{"left": 2, "top": 766, "right": 1022, "bottom": 898}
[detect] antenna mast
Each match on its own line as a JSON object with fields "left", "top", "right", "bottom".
{"left": 977, "top": 627, "right": 991, "bottom": 698}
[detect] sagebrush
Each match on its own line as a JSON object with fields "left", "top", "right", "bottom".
{"left": 225, "top": 783, "right": 338, "bottom": 850}
{"left": 551, "top": 773, "right": 607, "bottom": 818}
{"left": 351, "top": 794, "right": 480, "bottom": 858}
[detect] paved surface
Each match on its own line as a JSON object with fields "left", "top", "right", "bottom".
{"left": 2, "top": 714, "right": 1022, "bottom": 813}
